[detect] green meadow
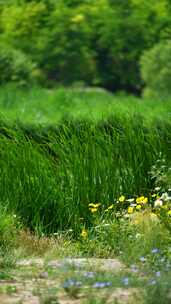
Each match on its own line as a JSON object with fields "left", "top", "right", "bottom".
{"left": 0, "top": 86, "right": 170, "bottom": 234}
{"left": 0, "top": 87, "right": 171, "bottom": 303}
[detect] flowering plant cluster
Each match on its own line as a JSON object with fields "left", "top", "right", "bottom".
{"left": 80, "top": 188, "right": 171, "bottom": 239}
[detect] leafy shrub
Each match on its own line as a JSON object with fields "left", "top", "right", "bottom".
{"left": 0, "top": 44, "right": 40, "bottom": 86}
{"left": 140, "top": 41, "right": 171, "bottom": 98}
{"left": 0, "top": 207, "right": 19, "bottom": 253}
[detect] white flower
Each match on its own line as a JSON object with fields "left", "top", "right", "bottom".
{"left": 155, "top": 187, "right": 161, "bottom": 192}
{"left": 161, "top": 192, "right": 171, "bottom": 201}
{"left": 126, "top": 198, "right": 135, "bottom": 203}
{"left": 154, "top": 199, "right": 163, "bottom": 208}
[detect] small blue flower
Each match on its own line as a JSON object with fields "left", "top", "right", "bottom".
{"left": 156, "top": 271, "right": 161, "bottom": 277}
{"left": 140, "top": 256, "right": 146, "bottom": 262}
{"left": 92, "top": 281, "right": 112, "bottom": 288}
{"left": 151, "top": 248, "right": 159, "bottom": 254}
{"left": 63, "top": 278, "right": 82, "bottom": 289}
{"left": 122, "top": 277, "right": 129, "bottom": 286}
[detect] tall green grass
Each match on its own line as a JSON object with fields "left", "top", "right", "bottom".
{"left": 0, "top": 113, "right": 171, "bottom": 233}
{"left": 0, "top": 85, "right": 170, "bottom": 233}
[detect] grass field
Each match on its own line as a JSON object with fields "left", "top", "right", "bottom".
{"left": 0, "top": 85, "right": 171, "bottom": 124}
{"left": 0, "top": 86, "right": 171, "bottom": 303}
{"left": 0, "top": 86, "right": 171, "bottom": 233}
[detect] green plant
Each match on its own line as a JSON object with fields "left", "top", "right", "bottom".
{"left": 0, "top": 206, "right": 19, "bottom": 253}
{"left": 140, "top": 41, "right": 171, "bottom": 98}
{"left": 0, "top": 43, "right": 39, "bottom": 86}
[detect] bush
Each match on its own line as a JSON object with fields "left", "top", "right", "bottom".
{"left": 0, "top": 44, "right": 40, "bottom": 86}
{"left": 140, "top": 41, "right": 171, "bottom": 98}
{"left": 0, "top": 207, "right": 19, "bottom": 254}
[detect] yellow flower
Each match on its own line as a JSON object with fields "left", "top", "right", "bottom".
{"left": 142, "top": 197, "right": 148, "bottom": 204}
{"left": 105, "top": 204, "right": 114, "bottom": 212}
{"left": 108, "top": 204, "right": 114, "bottom": 210}
{"left": 119, "top": 195, "right": 125, "bottom": 203}
{"left": 89, "top": 207, "right": 98, "bottom": 213}
{"left": 136, "top": 196, "right": 148, "bottom": 204}
{"left": 167, "top": 210, "right": 171, "bottom": 216}
{"left": 136, "top": 205, "right": 142, "bottom": 211}
{"left": 88, "top": 203, "right": 101, "bottom": 208}
{"left": 80, "top": 228, "right": 88, "bottom": 239}
{"left": 128, "top": 206, "right": 134, "bottom": 214}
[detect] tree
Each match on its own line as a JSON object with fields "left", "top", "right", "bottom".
{"left": 140, "top": 41, "right": 171, "bottom": 98}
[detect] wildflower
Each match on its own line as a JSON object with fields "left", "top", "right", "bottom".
{"left": 136, "top": 205, "right": 142, "bottom": 211}
{"left": 92, "top": 281, "right": 112, "bottom": 288}
{"left": 80, "top": 228, "right": 88, "bottom": 239}
{"left": 155, "top": 187, "right": 161, "bottom": 192}
{"left": 156, "top": 271, "right": 161, "bottom": 277}
{"left": 161, "top": 192, "right": 171, "bottom": 201}
{"left": 108, "top": 204, "right": 114, "bottom": 210}
{"left": 126, "top": 198, "right": 135, "bottom": 203}
{"left": 89, "top": 207, "right": 98, "bottom": 213}
{"left": 119, "top": 195, "right": 125, "bottom": 202}
{"left": 88, "top": 203, "right": 101, "bottom": 208}
{"left": 105, "top": 204, "right": 114, "bottom": 212}
{"left": 151, "top": 248, "right": 159, "bottom": 254}
{"left": 130, "top": 203, "right": 137, "bottom": 207}
{"left": 127, "top": 206, "right": 134, "bottom": 214}
{"left": 122, "top": 277, "right": 129, "bottom": 286}
{"left": 63, "top": 278, "right": 82, "bottom": 289}
{"left": 140, "top": 256, "right": 146, "bottom": 262}
{"left": 154, "top": 199, "right": 163, "bottom": 208}
{"left": 136, "top": 196, "right": 148, "bottom": 204}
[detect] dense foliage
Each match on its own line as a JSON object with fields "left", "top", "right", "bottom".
{"left": 140, "top": 41, "right": 171, "bottom": 98}
{"left": 1, "top": 0, "right": 171, "bottom": 92}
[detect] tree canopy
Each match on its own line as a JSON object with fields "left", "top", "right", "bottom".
{"left": 0, "top": 0, "right": 171, "bottom": 92}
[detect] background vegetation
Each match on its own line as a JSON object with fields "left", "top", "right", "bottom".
{"left": 0, "top": 0, "right": 171, "bottom": 95}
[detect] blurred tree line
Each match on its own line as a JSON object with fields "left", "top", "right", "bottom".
{"left": 0, "top": 0, "right": 171, "bottom": 94}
